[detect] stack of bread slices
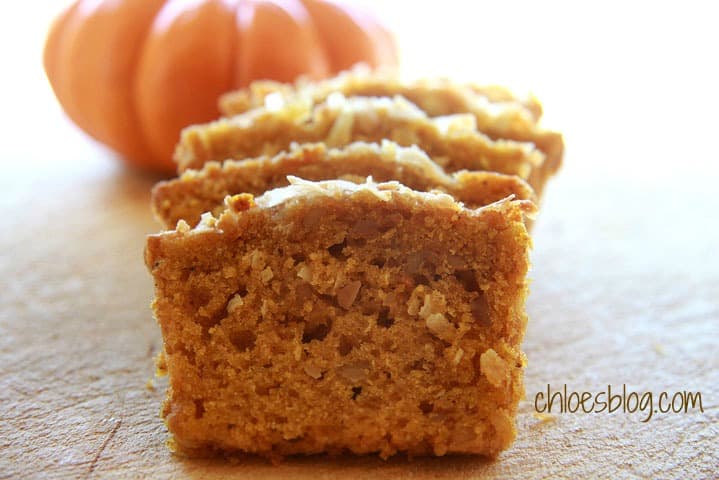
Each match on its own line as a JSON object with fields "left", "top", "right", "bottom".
{"left": 153, "top": 65, "right": 562, "bottom": 230}
{"left": 145, "top": 65, "right": 563, "bottom": 460}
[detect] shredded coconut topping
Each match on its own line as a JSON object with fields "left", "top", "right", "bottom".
{"left": 196, "top": 212, "right": 217, "bottom": 230}
{"left": 383, "top": 140, "right": 449, "bottom": 178}
{"left": 326, "top": 91, "right": 347, "bottom": 109}
{"left": 254, "top": 176, "right": 460, "bottom": 210}
{"left": 263, "top": 92, "right": 285, "bottom": 112}
{"left": 323, "top": 95, "right": 426, "bottom": 121}
{"left": 433, "top": 114, "right": 477, "bottom": 135}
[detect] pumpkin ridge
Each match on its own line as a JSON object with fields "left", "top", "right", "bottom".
{"left": 46, "top": 2, "right": 93, "bottom": 140}
{"left": 297, "top": 1, "right": 332, "bottom": 82}
{"left": 68, "top": 0, "right": 168, "bottom": 165}
{"left": 136, "top": 0, "right": 240, "bottom": 172}
{"left": 126, "top": 0, "right": 172, "bottom": 170}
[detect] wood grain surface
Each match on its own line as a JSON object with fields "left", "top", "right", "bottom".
{"left": 2, "top": 2, "right": 718, "bottom": 478}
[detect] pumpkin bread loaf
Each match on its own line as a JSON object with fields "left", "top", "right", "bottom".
{"left": 174, "top": 96, "right": 546, "bottom": 194}
{"left": 219, "top": 66, "right": 563, "bottom": 196}
{"left": 154, "top": 141, "right": 535, "bottom": 229}
{"left": 145, "top": 178, "right": 535, "bottom": 459}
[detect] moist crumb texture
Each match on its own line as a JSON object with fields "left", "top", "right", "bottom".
{"left": 154, "top": 141, "right": 535, "bottom": 229}
{"left": 145, "top": 179, "right": 534, "bottom": 459}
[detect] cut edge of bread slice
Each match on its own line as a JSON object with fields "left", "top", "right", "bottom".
{"left": 175, "top": 96, "right": 546, "bottom": 197}
{"left": 156, "top": 140, "right": 537, "bottom": 230}
{"left": 218, "top": 64, "right": 562, "bottom": 178}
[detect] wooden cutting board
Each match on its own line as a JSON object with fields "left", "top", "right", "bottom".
{"left": 2, "top": 118, "right": 717, "bottom": 479}
{"left": 2, "top": 2, "right": 718, "bottom": 474}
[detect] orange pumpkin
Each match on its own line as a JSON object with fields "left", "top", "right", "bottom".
{"left": 44, "top": 0, "right": 398, "bottom": 174}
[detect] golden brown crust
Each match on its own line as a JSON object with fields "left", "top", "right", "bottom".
{"left": 146, "top": 179, "right": 533, "bottom": 459}
{"left": 175, "top": 96, "right": 546, "bottom": 194}
{"left": 218, "top": 66, "right": 562, "bottom": 195}
{"left": 154, "top": 141, "right": 536, "bottom": 229}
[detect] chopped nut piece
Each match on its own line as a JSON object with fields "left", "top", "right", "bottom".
{"left": 296, "top": 264, "right": 313, "bottom": 282}
{"left": 407, "top": 286, "right": 425, "bottom": 316}
{"left": 260, "top": 267, "right": 274, "bottom": 284}
{"left": 175, "top": 219, "right": 190, "bottom": 233}
{"left": 419, "top": 291, "right": 448, "bottom": 319}
{"left": 303, "top": 364, "right": 323, "bottom": 379}
{"left": 425, "top": 313, "right": 457, "bottom": 342}
{"left": 480, "top": 348, "right": 509, "bottom": 388}
{"left": 453, "top": 348, "right": 465, "bottom": 365}
{"left": 249, "top": 250, "right": 265, "bottom": 270}
{"left": 337, "top": 361, "right": 370, "bottom": 383}
{"left": 226, "top": 293, "right": 244, "bottom": 313}
{"left": 226, "top": 193, "right": 255, "bottom": 212}
{"left": 336, "top": 280, "right": 361, "bottom": 309}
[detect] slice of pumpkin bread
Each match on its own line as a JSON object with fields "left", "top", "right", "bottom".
{"left": 174, "top": 96, "right": 546, "bottom": 194}
{"left": 145, "top": 177, "right": 535, "bottom": 459}
{"left": 154, "top": 141, "right": 535, "bottom": 229}
{"left": 218, "top": 66, "right": 562, "bottom": 193}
